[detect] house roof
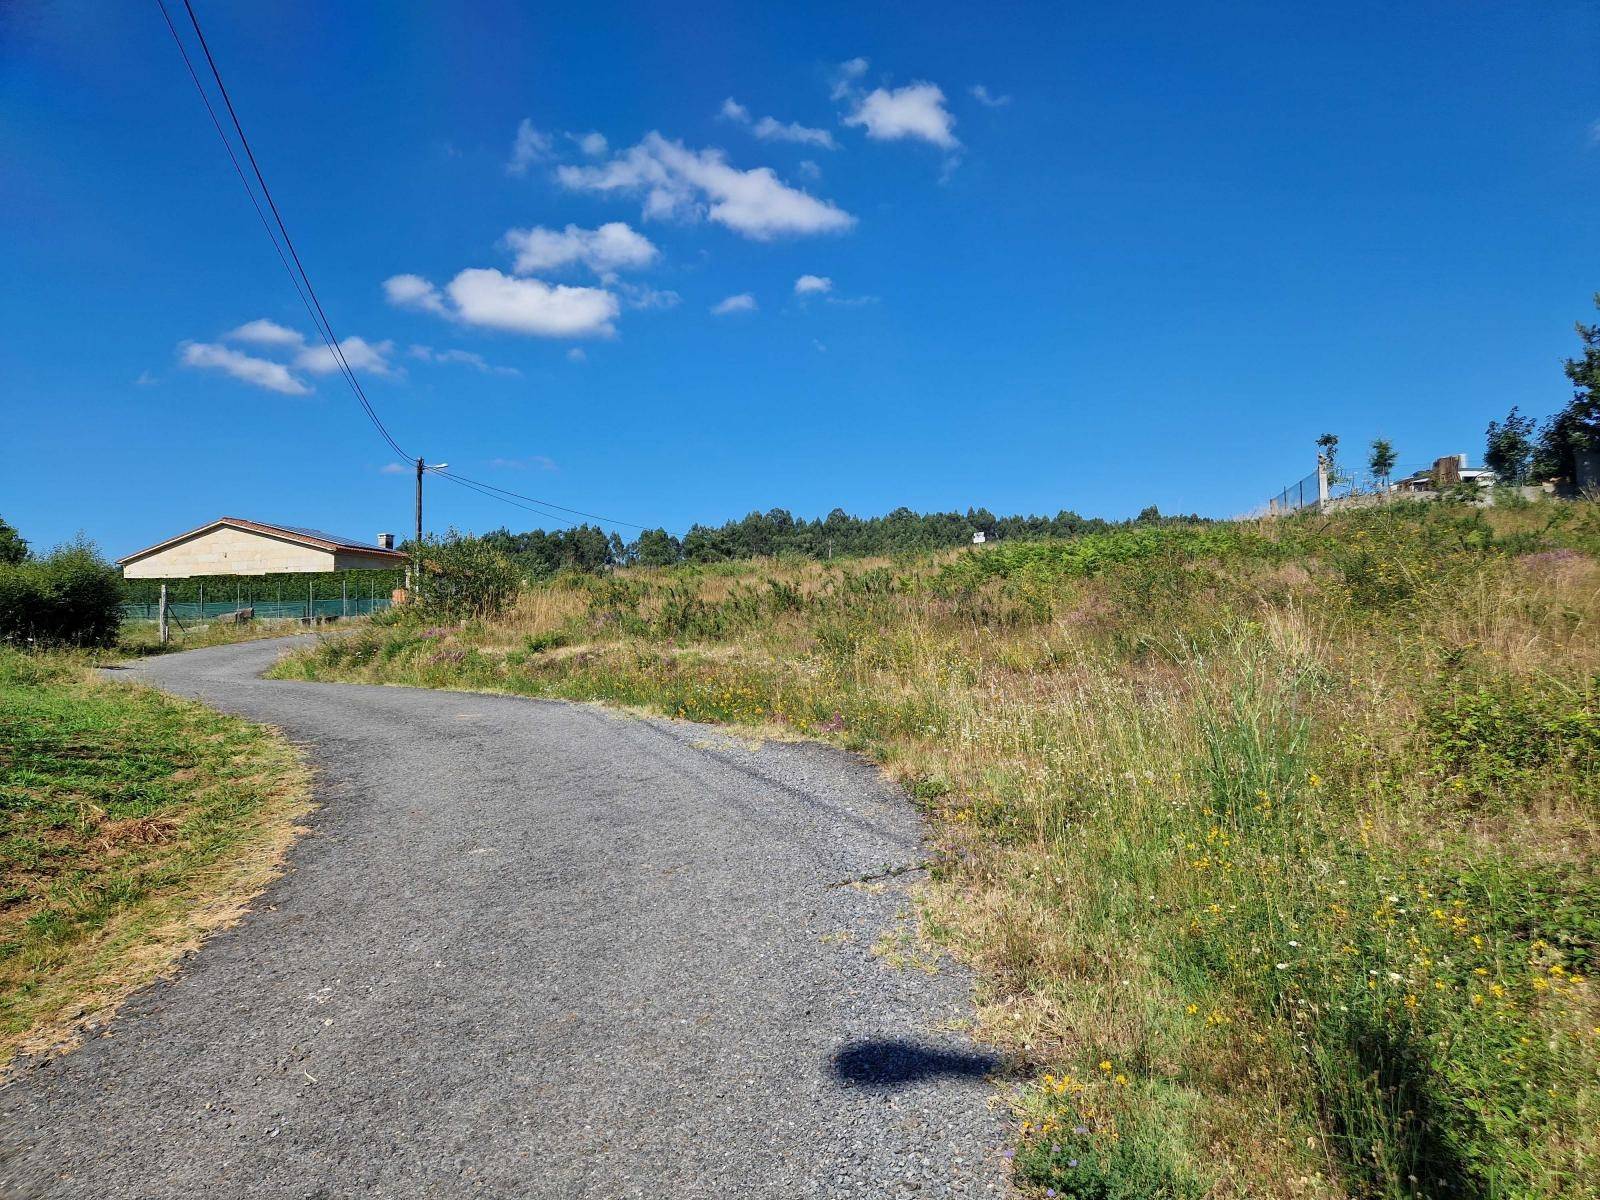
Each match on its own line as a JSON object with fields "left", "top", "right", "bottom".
{"left": 117, "top": 517, "right": 408, "bottom": 566}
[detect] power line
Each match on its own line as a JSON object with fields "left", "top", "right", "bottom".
{"left": 429, "top": 469, "right": 650, "bottom": 530}
{"left": 157, "top": 0, "right": 409, "bottom": 461}
{"left": 158, "top": 2, "right": 653, "bottom": 534}
{"left": 426, "top": 470, "right": 584, "bottom": 531}
{"left": 151, "top": 0, "right": 316, "bottom": 346}
{"left": 179, "top": 0, "right": 406, "bottom": 460}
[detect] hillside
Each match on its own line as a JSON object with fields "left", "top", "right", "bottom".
{"left": 276, "top": 500, "right": 1600, "bottom": 1198}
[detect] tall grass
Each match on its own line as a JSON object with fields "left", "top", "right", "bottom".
{"left": 275, "top": 502, "right": 1600, "bottom": 1197}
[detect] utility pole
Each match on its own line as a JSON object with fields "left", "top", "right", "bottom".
{"left": 412, "top": 457, "right": 447, "bottom": 601}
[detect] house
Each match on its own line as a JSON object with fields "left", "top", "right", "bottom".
{"left": 118, "top": 517, "right": 408, "bottom": 579}
{"left": 1390, "top": 455, "right": 1496, "bottom": 496}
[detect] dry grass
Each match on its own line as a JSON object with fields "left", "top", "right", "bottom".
{"left": 278, "top": 504, "right": 1600, "bottom": 1197}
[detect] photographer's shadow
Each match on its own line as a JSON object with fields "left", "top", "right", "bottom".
{"left": 831, "top": 1038, "right": 1000, "bottom": 1090}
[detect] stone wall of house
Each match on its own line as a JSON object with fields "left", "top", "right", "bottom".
{"left": 122, "top": 526, "right": 335, "bottom": 578}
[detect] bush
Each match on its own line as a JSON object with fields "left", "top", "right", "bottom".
{"left": 0, "top": 540, "right": 122, "bottom": 647}
{"left": 415, "top": 532, "right": 522, "bottom": 621}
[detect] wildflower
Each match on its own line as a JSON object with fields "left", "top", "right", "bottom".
{"left": 1098, "top": 1060, "right": 1112, "bottom": 1073}
{"left": 1113, "top": 1073, "right": 1129, "bottom": 1086}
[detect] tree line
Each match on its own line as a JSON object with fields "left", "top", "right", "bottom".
{"left": 477, "top": 504, "right": 1206, "bottom": 576}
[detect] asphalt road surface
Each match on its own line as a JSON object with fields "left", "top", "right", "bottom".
{"left": 0, "top": 638, "right": 1005, "bottom": 1198}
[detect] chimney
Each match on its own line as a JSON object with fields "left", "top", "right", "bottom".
{"left": 377, "top": 532, "right": 395, "bottom": 550}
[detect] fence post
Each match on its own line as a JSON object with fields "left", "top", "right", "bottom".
{"left": 307, "top": 579, "right": 314, "bottom": 625}
{"left": 1316, "top": 456, "right": 1330, "bottom": 511}
{"left": 159, "top": 583, "right": 169, "bottom": 646}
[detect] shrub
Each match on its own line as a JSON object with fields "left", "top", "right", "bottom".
{"left": 415, "top": 532, "right": 522, "bottom": 621}
{"left": 0, "top": 539, "right": 122, "bottom": 648}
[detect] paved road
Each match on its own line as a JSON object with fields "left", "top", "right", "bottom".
{"left": 0, "top": 639, "right": 1004, "bottom": 1198}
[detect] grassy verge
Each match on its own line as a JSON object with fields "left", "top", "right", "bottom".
{"left": 274, "top": 501, "right": 1600, "bottom": 1197}
{"left": 0, "top": 647, "right": 310, "bottom": 1066}
{"left": 116, "top": 615, "right": 329, "bottom": 657}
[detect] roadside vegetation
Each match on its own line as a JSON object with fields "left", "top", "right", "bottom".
{"left": 276, "top": 500, "right": 1600, "bottom": 1198}
{"left": 0, "top": 647, "right": 310, "bottom": 1066}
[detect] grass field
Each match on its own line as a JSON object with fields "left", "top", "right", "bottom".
{"left": 0, "top": 647, "right": 309, "bottom": 1066}
{"left": 274, "top": 500, "right": 1600, "bottom": 1198}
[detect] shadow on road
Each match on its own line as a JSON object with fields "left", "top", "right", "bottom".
{"left": 831, "top": 1039, "right": 1000, "bottom": 1090}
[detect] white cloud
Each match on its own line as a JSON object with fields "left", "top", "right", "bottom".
{"left": 845, "top": 82, "right": 959, "bottom": 149}
{"left": 794, "top": 274, "right": 832, "bottom": 295}
{"left": 506, "top": 118, "right": 553, "bottom": 176}
{"left": 566, "top": 347, "right": 587, "bottom": 364}
{"left": 615, "top": 281, "right": 681, "bottom": 310}
{"left": 389, "top": 269, "right": 618, "bottom": 337}
{"left": 573, "top": 130, "right": 608, "bottom": 157}
{"left": 445, "top": 268, "right": 619, "bottom": 338}
{"left": 831, "top": 57, "right": 869, "bottom": 100}
{"left": 503, "top": 221, "right": 659, "bottom": 276}
{"left": 797, "top": 159, "right": 821, "bottom": 180}
{"left": 134, "top": 370, "right": 158, "bottom": 387}
{"left": 294, "top": 336, "right": 397, "bottom": 377}
{"left": 711, "top": 293, "right": 757, "bottom": 315}
{"left": 227, "top": 318, "right": 305, "bottom": 348}
{"left": 721, "top": 96, "right": 836, "bottom": 149}
{"left": 384, "top": 273, "right": 449, "bottom": 316}
{"left": 179, "top": 341, "right": 310, "bottom": 395}
{"left": 491, "top": 455, "right": 558, "bottom": 470}
{"left": 970, "top": 84, "right": 1012, "bottom": 108}
{"left": 380, "top": 462, "right": 409, "bottom": 475}
{"left": 753, "top": 116, "right": 836, "bottom": 149}
{"left": 409, "top": 344, "right": 521, "bottom": 376}
{"left": 557, "top": 133, "right": 854, "bottom": 240}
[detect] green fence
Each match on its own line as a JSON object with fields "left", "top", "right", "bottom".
{"left": 120, "top": 596, "right": 392, "bottom": 623}
{"left": 119, "top": 568, "right": 404, "bottom": 625}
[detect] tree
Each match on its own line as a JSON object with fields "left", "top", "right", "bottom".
{"left": 1532, "top": 295, "right": 1600, "bottom": 483}
{"left": 1368, "top": 439, "right": 1398, "bottom": 490}
{"left": 1483, "top": 408, "right": 1536, "bottom": 485}
{"left": 0, "top": 537, "right": 122, "bottom": 646}
{"left": 0, "top": 516, "right": 26, "bottom": 565}
{"left": 1135, "top": 505, "right": 1162, "bottom": 524}
{"left": 1316, "top": 433, "right": 1344, "bottom": 488}
{"left": 630, "top": 528, "right": 681, "bottom": 567}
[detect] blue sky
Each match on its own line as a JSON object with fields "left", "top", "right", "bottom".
{"left": 2, "top": 1, "right": 1597, "bottom": 556}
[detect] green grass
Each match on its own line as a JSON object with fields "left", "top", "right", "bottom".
{"left": 115, "top": 615, "right": 320, "bottom": 658}
{"left": 0, "top": 647, "right": 308, "bottom": 1063}
{"left": 274, "top": 501, "right": 1600, "bottom": 1197}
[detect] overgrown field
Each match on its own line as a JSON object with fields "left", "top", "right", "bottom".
{"left": 0, "top": 649, "right": 309, "bottom": 1065}
{"left": 276, "top": 502, "right": 1600, "bottom": 1198}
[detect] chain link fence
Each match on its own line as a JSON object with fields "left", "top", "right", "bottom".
{"left": 119, "top": 568, "right": 404, "bottom": 625}
{"left": 1266, "top": 466, "right": 1324, "bottom": 514}
{"left": 120, "top": 596, "right": 392, "bottom": 623}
